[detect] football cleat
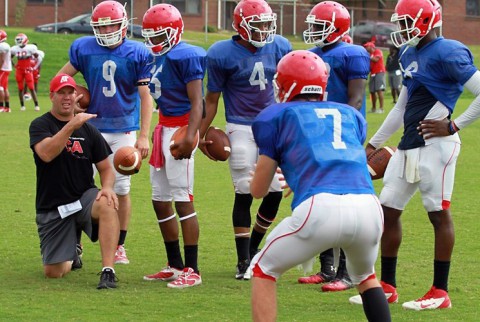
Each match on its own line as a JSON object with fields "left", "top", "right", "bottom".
{"left": 143, "top": 265, "right": 183, "bottom": 281}
{"left": 167, "top": 267, "right": 202, "bottom": 289}
{"left": 114, "top": 244, "right": 129, "bottom": 264}
{"left": 322, "top": 278, "right": 354, "bottom": 292}
{"left": 97, "top": 268, "right": 118, "bottom": 289}
{"left": 349, "top": 281, "right": 399, "bottom": 305}
{"left": 298, "top": 271, "right": 335, "bottom": 284}
{"left": 402, "top": 286, "right": 451, "bottom": 311}
{"left": 235, "top": 259, "right": 250, "bottom": 280}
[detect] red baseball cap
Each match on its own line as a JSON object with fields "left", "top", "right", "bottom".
{"left": 363, "top": 41, "right": 375, "bottom": 48}
{"left": 50, "top": 74, "right": 77, "bottom": 92}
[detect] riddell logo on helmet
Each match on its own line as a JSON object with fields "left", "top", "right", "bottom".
{"left": 301, "top": 86, "right": 322, "bottom": 94}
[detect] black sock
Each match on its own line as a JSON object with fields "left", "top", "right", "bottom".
{"left": 249, "top": 229, "right": 264, "bottom": 258}
{"left": 433, "top": 260, "right": 450, "bottom": 291}
{"left": 165, "top": 240, "right": 183, "bottom": 270}
{"left": 184, "top": 245, "right": 199, "bottom": 273}
{"left": 319, "top": 249, "right": 335, "bottom": 276}
{"left": 336, "top": 249, "right": 350, "bottom": 280}
{"left": 381, "top": 256, "right": 397, "bottom": 287}
{"left": 361, "top": 287, "right": 392, "bottom": 322}
{"left": 235, "top": 237, "right": 250, "bottom": 262}
{"left": 5, "top": 102, "right": 9, "bottom": 108}
{"left": 118, "top": 230, "right": 127, "bottom": 246}
{"left": 76, "top": 228, "right": 82, "bottom": 245}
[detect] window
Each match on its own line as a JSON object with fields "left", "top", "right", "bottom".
{"left": 154, "top": 0, "right": 202, "bottom": 15}
{"left": 27, "top": 0, "right": 63, "bottom": 3}
{"left": 467, "top": 0, "right": 480, "bottom": 16}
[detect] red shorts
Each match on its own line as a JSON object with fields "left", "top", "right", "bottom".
{"left": 0, "top": 70, "right": 10, "bottom": 91}
{"left": 15, "top": 68, "right": 34, "bottom": 91}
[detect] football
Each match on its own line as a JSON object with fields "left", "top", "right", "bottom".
{"left": 367, "top": 146, "right": 397, "bottom": 180}
{"left": 169, "top": 125, "right": 199, "bottom": 158}
{"left": 205, "top": 126, "right": 231, "bottom": 161}
{"left": 113, "top": 146, "right": 142, "bottom": 175}
{"left": 76, "top": 85, "right": 90, "bottom": 110}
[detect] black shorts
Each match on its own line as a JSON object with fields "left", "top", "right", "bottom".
{"left": 36, "top": 188, "right": 99, "bottom": 265}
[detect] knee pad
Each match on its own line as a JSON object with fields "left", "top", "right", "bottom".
{"left": 235, "top": 177, "right": 251, "bottom": 194}
{"left": 114, "top": 173, "right": 131, "bottom": 195}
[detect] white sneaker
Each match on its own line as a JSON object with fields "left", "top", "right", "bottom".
{"left": 20, "top": 106, "right": 26, "bottom": 111}
{"left": 34, "top": 106, "right": 40, "bottom": 111}
{"left": 24, "top": 93, "right": 32, "bottom": 101}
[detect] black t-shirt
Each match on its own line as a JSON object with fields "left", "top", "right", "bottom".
{"left": 29, "top": 112, "right": 112, "bottom": 212}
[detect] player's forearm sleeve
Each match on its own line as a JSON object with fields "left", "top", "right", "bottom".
{"left": 369, "top": 86, "right": 407, "bottom": 148}
{"left": 454, "top": 71, "right": 480, "bottom": 130}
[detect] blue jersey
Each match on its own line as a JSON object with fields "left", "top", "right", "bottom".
{"left": 207, "top": 35, "right": 292, "bottom": 125}
{"left": 149, "top": 42, "right": 206, "bottom": 116}
{"left": 69, "top": 36, "right": 151, "bottom": 133}
{"left": 310, "top": 42, "right": 370, "bottom": 117}
{"left": 253, "top": 101, "right": 374, "bottom": 209}
{"left": 398, "top": 37, "right": 477, "bottom": 149}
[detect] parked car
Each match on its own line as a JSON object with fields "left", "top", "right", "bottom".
{"left": 35, "top": 13, "right": 143, "bottom": 38}
{"left": 351, "top": 21, "right": 398, "bottom": 48}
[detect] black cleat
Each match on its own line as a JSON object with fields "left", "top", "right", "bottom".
{"left": 235, "top": 259, "right": 250, "bottom": 280}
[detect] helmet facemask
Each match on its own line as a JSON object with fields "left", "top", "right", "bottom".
{"left": 391, "top": 7, "right": 439, "bottom": 47}
{"left": 239, "top": 13, "right": 277, "bottom": 48}
{"left": 142, "top": 27, "right": 181, "bottom": 56}
{"left": 303, "top": 13, "right": 339, "bottom": 48}
{"left": 91, "top": 17, "right": 128, "bottom": 47}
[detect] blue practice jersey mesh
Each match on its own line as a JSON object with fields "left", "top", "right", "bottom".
{"left": 310, "top": 42, "right": 370, "bottom": 117}
{"left": 69, "top": 36, "right": 151, "bottom": 132}
{"left": 207, "top": 35, "right": 292, "bottom": 125}
{"left": 253, "top": 101, "right": 374, "bottom": 209}
{"left": 398, "top": 37, "right": 477, "bottom": 149}
{"left": 149, "top": 42, "right": 206, "bottom": 116}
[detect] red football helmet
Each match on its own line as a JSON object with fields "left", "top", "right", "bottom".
{"left": 390, "top": 0, "right": 442, "bottom": 47}
{"left": 273, "top": 50, "right": 329, "bottom": 103}
{"left": 0, "top": 30, "right": 7, "bottom": 43}
{"left": 303, "top": 1, "right": 350, "bottom": 48}
{"left": 90, "top": 0, "right": 129, "bottom": 47}
{"left": 232, "top": 0, "right": 277, "bottom": 48}
{"left": 15, "top": 33, "right": 28, "bottom": 47}
{"left": 142, "top": 4, "right": 184, "bottom": 56}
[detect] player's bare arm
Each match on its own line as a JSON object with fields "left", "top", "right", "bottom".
{"left": 135, "top": 81, "right": 152, "bottom": 159}
{"left": 250, "top": 155, "right": 278, "bottom": 199}
{"left": 198, "top": 90, "right": 221, "bottom": 160}
{"left": 347, "top": 78, "right": 367, "bottom": 111}
{"left": 170, "top": 79, "right": 203, "bottom": 159}
{"left": 34, "top": 113, "right": 97, "bottom": 162}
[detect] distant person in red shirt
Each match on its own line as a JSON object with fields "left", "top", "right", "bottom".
{"left": 364, "top": 41, "right": 386, "bottom": 113}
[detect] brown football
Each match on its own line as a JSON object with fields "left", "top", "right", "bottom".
{"left": 205, "top": 126, "right": 231, "bottom": 161}
{"left": 367, "top": 146, "right": 396, "bottom": 180}
{"left": 113, "top": 146, "right": 142, "bottom": 175}
{"left": 76, "top": 85, "right": 90, "bottom": 110}
{"left": 169, "top": 125, "right": 199, "bottom": 159}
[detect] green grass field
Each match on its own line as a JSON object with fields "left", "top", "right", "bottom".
{"left": 1, "top": 28, "right": 480, "bottom": 321}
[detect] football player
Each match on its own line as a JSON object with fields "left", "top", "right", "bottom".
{"left": 250, "top": 50, "right": 391, "bottom": 322}
{"left": 198, "top": 0, "right": 292, "bottom": 280}
{"left": 141, "top": 4, "right": 205, "bottom": 289}
{"left": 299, "top": 0, "right": 371, "bottom": 292}
{"left": 10, "top": 33, "right": 40, "bottom": 111}
{"left": 0, "top": 30, "right": 11, "bottom": 113}
{"left": 350, "top": 0, "right": 480, "bottom": 310}
{"left": 57, "top": 0, "right": 153, "bottom": 266}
